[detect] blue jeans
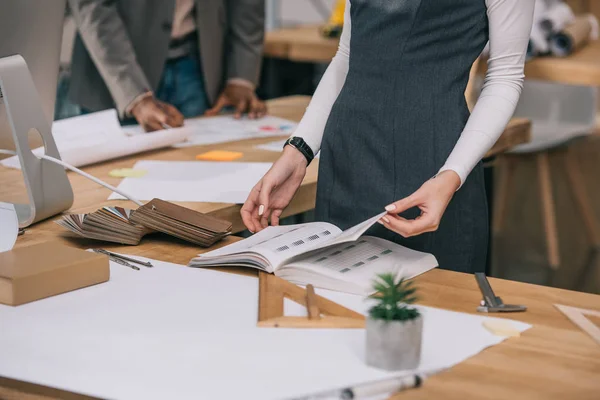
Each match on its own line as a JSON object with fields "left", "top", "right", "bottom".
{"left": 59, "top": 53, "right": 209, "bottom": 123}
{"left": 155, "top": 53, "right": 209, "bottom": 118}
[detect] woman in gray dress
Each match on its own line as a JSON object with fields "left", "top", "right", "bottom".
{"left": 242, "top": 0, "right": 534, "bottom": 273}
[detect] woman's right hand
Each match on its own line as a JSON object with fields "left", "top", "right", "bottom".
{"left": 241, "top": 146, "right": 308, "bottom": 233}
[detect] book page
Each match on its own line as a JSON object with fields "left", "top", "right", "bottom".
{"left": 328, "top": 212, "right": 387, "bottom": 245}
{"left": 279, "top": 236, "right": 438, "bottom": 295}
{"left": 193, "top": 212, "right": 387, "bottom": 273}
{"left": 288, "top": 212, "right": 386, "bottom": 256}
{"left": 196, "top": 222, "right": 343, "bottom": 270}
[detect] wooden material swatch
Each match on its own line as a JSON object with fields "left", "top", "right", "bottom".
{"left": 56, "top": 206, "right": 151, "bottom": 245}
{"left": 257, "top": 272, "right": 365, "bottom": 328}
{"left": 0, "top": 242, "right": 109, "bottom": 306}
{"left": 130, "top": 198, "right": 232, "bottom": 247}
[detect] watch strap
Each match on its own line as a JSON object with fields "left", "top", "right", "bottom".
{"left": 284, "top": 137, "right": 314, "bottom": 166}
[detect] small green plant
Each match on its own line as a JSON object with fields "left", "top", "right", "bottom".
{"left": 368, "top": 272, "right": 420, "bottom": 321}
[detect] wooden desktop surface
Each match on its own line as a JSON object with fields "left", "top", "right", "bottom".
{"left": 1, "top": 243, "right": 599, "bottom": 400}
{"left": 265, "top": 25, "right": 600, "bottom": 86}
{"left": 4, "top": 96, "right": 593, "bottom": 400}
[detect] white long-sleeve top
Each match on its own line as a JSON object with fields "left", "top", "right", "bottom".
{"left": 293, "top": 0, "right": 535, "bottom": 187}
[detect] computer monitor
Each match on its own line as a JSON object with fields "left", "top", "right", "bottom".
{"left": 0, "top": 0, "right": 73, "bottom": 227}
{"left": 0, "top": 0, "right": 66, "bottom": 151}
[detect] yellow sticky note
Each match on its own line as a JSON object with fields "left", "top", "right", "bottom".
{"left": 483, "top": 320, "right": 520, "bottom": 337}
{"left": 196, "top": 150, "right": 244, "bottom": 161}
{"left": 109, "top": 168, "right": 147, "bottom": 178}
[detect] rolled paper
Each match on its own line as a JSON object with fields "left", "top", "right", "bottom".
{"left": 550, "top": 15, "right": 594, "bottom": 57}
{"left": 529, "top": 24, "right": 550, "bottom": 57}
{"left": 529, "top": 0, "right": 549, "bottom": 57}
{"left": 540, "top": 2, "right": 575, "bottom": 34}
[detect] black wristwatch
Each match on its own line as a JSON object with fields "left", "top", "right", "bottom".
{"left": 283, "top": 136, "right": 315, "bottom": 166}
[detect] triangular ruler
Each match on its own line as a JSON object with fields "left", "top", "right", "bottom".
{"left": 257, "top": 272, "right": 365, "bottom": 328}
{"left": 555, "top": 304, "right": 600, "bottom": 346}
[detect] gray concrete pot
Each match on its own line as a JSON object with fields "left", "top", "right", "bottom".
{"left": 365, "top": 315, "right": 423, "bottom": 371}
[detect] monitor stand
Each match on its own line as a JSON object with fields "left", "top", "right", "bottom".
{"left": 0, "top": 55, "right": 73, "bottom": 227}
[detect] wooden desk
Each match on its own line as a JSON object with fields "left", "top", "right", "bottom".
{"left": 0, "top": 97, "right": 596, "bottom": 399}
{"left": 265, "top": 26, "right": 600, "bottom": 86}
{"left": 523, "top": 41, "right": 600, "bottom": 86}
{"left": 264, "top": 25, "right": 338, "bottom": 63}
{"left": 1, "top": 236, "right": 599, "bottom": 400}
{"left": 6, "top": 93, "right": 596, "bottom": 400}
{"left": 0, "top": 95, "right": 530, "bottom": 243}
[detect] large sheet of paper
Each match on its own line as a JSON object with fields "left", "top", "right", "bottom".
{"left": 0, "top": 110, "right": 191, "bottom": 169}
{"left": 108, "top": 160, "right": 272, "bottom": 203}
{"left": 172, "top": 115, "right": 297, "bottom": 148}
{"left": 0, "top": 258, "right": 530, "bottom": 400}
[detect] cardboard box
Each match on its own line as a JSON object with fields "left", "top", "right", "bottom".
{"left": 0, "top": 242, "right": 109, "bottom": 306}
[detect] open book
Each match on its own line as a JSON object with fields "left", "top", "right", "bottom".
{"left": 188, "top": 213, "right": 438, "bottom": 295}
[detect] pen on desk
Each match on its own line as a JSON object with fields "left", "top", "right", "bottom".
{"left": 161, "top": 122, "right": 172, "bottom": 129}
{"left": 92, "top": 249, "right": 152, "bottom": 268}
{"left": 96, "top": 249, "right": 153, "bottom": 267}
{"left": 111, "top": 257, "right": 141, "bottom": 271}
{"left": 294, "top": 374, "right": 424, "bottom": 400}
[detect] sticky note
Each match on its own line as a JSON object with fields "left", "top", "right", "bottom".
{"left": 482, "top": 320, "right": 520, "bottom": 337}
{"left": 196, "top": 150, "right": 244, "bottom": 161}
{"left": 109, "top": 168, "right": 147, "bottom": 178}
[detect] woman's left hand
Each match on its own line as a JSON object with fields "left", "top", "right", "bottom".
{"left": 379, "top": 170, "right": 461, "bottom": 237}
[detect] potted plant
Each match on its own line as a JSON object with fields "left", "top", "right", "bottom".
{"left": 366, "top": 272, "right": 423, "bottom": 371}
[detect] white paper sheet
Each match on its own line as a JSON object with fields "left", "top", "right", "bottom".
{"left": 108, "top": 160, "right": 272, "bottom": 203}
{"left": 0, "top": 202, "right": 18, "bottom": 252}
{"left": 255, "top": 139, "right": 289, "bottom": 152}
{"left": 172, "top": 115, "right": 297, "bottom": 148}
{"left": 0, "top": 110, "right": 191, "bottom": 169}
{"left": 0, "top": 258, "right": 530, "bottom": 400}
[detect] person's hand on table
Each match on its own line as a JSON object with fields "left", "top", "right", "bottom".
{"left": 379, "top": 170, "right": 461, "bottom": 237}
{"left": 241, "top": 146, "right": 308, "bottom": 233}
{"left": 131, "top": 96, "right": 184, "bottom": 132}
{"left": 205, "top": 82, "right": 267, "bottom": 119}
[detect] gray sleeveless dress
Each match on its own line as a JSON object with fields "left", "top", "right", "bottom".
{"left": 315, "top": 0, "right": 490, "bottom": 273}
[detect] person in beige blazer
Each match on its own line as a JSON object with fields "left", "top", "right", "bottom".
{"left": 68, "top": 0, "right": 266, "bottom": 131}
